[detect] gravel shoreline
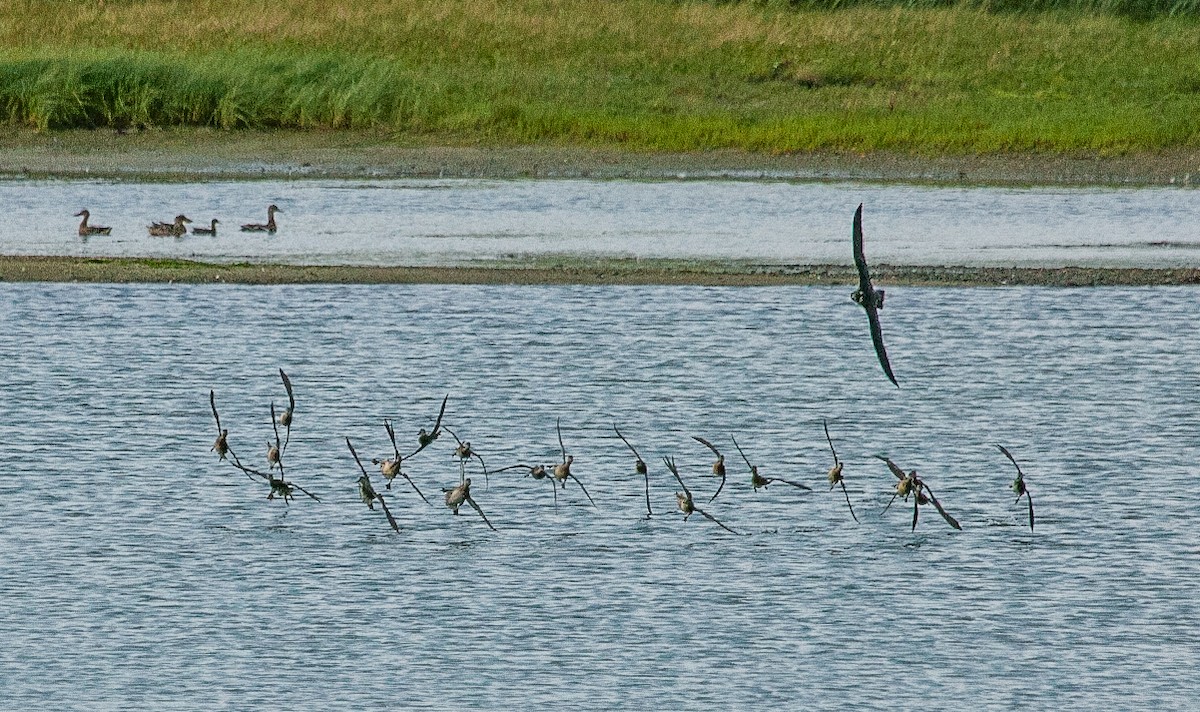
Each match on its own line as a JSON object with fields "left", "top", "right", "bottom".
{"left": 2, "top": 256, "right": 1197, "bottom": 286}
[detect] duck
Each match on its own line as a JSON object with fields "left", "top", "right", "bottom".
{"left": 192, "top": 219, "right": 219, "bottom": 235}
{"left": 148, "top": 214, "right": 192, "bottom": 237}
{"left": 75, "top": 210, "right": 112, "bottom": 236}
{"left": 241, "top": 204, "right": 281, "bottom": 233}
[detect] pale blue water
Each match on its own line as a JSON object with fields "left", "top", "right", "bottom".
{"left": 1, "top": 282, "right": 1198, "bottom": 710}
{"left": 3, "top": 177, "right": 1200, "bottom": 267}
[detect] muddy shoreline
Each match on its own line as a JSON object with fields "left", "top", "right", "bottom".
{"left": 5, "top": 129, "right": 1200, "bottom": 186}
{"left": 2, "top": 256, "right": 1196, "bottom": 286}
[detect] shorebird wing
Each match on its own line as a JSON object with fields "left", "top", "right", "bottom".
{"left": 613, "top": 424, "right": 643, "bottom": 462}
{"left": 291, "top": 481, "right": 321, "bottom": 503}
{"left": 384, "top": 418, "right": 400, "bottom": 460}
{"left": 708, "top": 468, "right": 727, "bottom": 503}
{"left": 1027, "top": 491, "right": 1035, "bottom": 532}
{"left": 432, "top": 394, "right": 448, "bottom": 434}
{"left": 346, "top": 437, "right": 370, "bottom": 477}
{"left": 662, "top": 456, "right": 692, "bottom": 500}
{"left": 377, "top": 494, "right": 401, "bottom": 533}
{"left": 403, "top": 474, "right": 431, "bottom": 505}
{"left": 465, "top": 495, "right": 498, "bottom": 532}
{"left": 209, "top": 390, "right": 222, "bottom": 434}
{"left": 852, "top": 203, "right": 872, "bottom": 293}
{"left": 995, "top": 443, "right": 1025, "bottom": 480}
{"left": 696, "top": 507, "right": 739, "bottom": 535}
{"left": 771, "top": 477, "right": 813, "bottom": 491}
{"left": 922, "top": 484, "right": 962, "bottom": 530}
{"left": 279, "top": 369, "right": 294, "bottom": 414}
{"left": 875, "top": 455, "right": 907, "bottom": 481}
{"left": 557, "top": 417, "right": 567, "bottom": 462}
{"left": 730, "top": 435, "right": 754, "bottom": 472}
{"left": 568, "top": 473, "right": 597, "bottom": 507}
{"left": 692, "top": 435, "right": 722, "bottom": 458}
{"left": 911, "top": 497, "right": 920, "bottom": 531}
{"left": 823, "top": 418, "right": 839, "bottom": 467}
{"left": 839, "top": 480, "right": 860, "bottom": 523}
{"left": 865, "top": 302, "right": 898, "bottom": 387}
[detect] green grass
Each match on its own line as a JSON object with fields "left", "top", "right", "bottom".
{"left": 0, "top": 0, "right": 1198, "bottom": 152}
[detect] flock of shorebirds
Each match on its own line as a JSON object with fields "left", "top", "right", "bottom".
{"left": 73, "top": 204, "right": 281, "bottom": 237}
{"left": 204, "top": 204, "right": 1037, "bottom": 536}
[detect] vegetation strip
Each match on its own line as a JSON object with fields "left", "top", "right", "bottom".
{"left": 1, "top": 256, "right": 1196, "bottom": 286}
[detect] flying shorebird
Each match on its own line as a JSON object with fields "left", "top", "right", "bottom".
{"left": 614, "top": 424, "right": 652, "bottom": 517}
{"left": 851, "top": 203, "right": 898, "bottom": 387}
{"left": 822, "top": 419, "right": 859, "bottom": 523}
{"left": 347, "top": 437, "right": 400, "bottom": 532}
{"left": 406, "top": 394, "right": 449, "bottom": 459}
{"left": 74, "top": 209, "right": 111, "bottom": 236}
{"left": 276, "top": 369, "right": 295, "bottom": 452}
{"left": 209, "top": 390, "right": 228, "bottom": 461}
{"left": 491, "top": 462, "right": 558, "bottom": 508}
{"left": 662, "top": 456, "right": 738, "bottom": 534}
{"left": 443, "top": 425, "right": 489, "bottom": 488}
{"left": 691, "top": 436, "right": 728, "bottom": 503}
{"left": 730, "top": 435, "right": 812, "bottom": 493}
{"left": 241, "top": 204, "right": 281, "bottom": 233}
{"left": 996, "top": 444, "right": 1034, "bottom": 531}
{"left": 551, "top": 418, "right": 596, "bottom": 507}
{"left": 442, "top": 478, "right": 497, "bottom": 531}
{"left": 876, "top": 455, "right": 960, "bottom": 531}
{"left": 370, "top": 418, "right": 430, "bottom": 503}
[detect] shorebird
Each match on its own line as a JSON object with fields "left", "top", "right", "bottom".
{"left": 442, "top": 478, "right": 497, "bottom": 531}
{"left": 347, "top": 437, "right": 400, "bottom": 532}
{"left": 876, "top": 455, "right": 960, "bottom": 531}
{"left": 192, "top": 218, "right": 219, "bottom": 235}
{"left": 551, "top": 418, "right": 596, "bottom": 507}
{"left": 662, "top": 456, "right": 738, "bottom": 534}
{"left": 443, "top": 425, "right": 488, "bottom": 487}
{"left": 823, "top": 419, "right": 859, "bottom": 523}
{"left": 730, "top": 435, "right": 812, "bottom": 493}
{"left": 614, "top": 424, "right": 652, "bottom": 517}
{"left": 209, "top": 390, "right": 228, "bottom": 461}
{"left": 241, "top": 204, "right": 281, "bottom": 233}
{"left": 148, "top": 214, "right": 192, "bottom": 237}
{"left": 406, "top": 394, "right": 448, "bottom": 459}
{"left": 851, "top": 203, "right": 898, "bottom": 387}
{"left": 492, "top": 462, "right": 558, "bottom": 508}
{"left": 691, "top": 435, "right": 727, "bottom": 503}
{"left": 276, "top": 369, "right": 295, "bottom": 452}
{"left": 74, "top": 209, "right": 111, "bottom": 236}
{"left": 996, "top": 444, "right": 1034, "bottom": 531}
{"left": 371, "top": 418, "right": 430, "bottom": 503}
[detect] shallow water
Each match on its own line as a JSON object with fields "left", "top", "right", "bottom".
{"left": 5, "top": 177, "right": 1200, "bottom": 268}
{"left": 1, "top": 282, "right": 1198, "bottom": 710}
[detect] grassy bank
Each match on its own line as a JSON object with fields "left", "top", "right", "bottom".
{"left": 1, "top": 1, "right": 1199, "bottom": 153}
{"left": 2, "top": 256, "right": 1197, "bottom": 286}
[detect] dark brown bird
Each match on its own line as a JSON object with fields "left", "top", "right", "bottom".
{"left": 551, "top": 418, "right": 596, "bottom": 507}
{"left": 407, "top": 394, "right": 449, "bottom": 459}
{"left": 347, "top": 436, "right": 400, "bottom": 532}
{"left": 730, "top": 435, "right": 812, "bottom": 493}
{"left": 996, "top": 444, "right": 1034, "bottom": 531}
{"left": 209, "top": 390, "right": 228, "bottom": 461}
{"left": 442, "top": 478, "right": 497, "bottom": 531}
{"left": 692, "top": 436, "right": 727, "bottom": 503}
{"left": 823, "top": 419, "right": 859, "bottom": 523}
{"left": 241, "top": 204, "right": 281, "bottom": 233}
{"left": 74, "top": 209, "right": 111, "bottom": 236}
{"left": 662, "top": 456, "right": 738, "bottom": 534}
{"left": 192, "top": 218, "right": 219, "bottom": 235}
{"left": 876, "top": 456, "right": 960, "bottom": 531}
{"left": 444, "top": 425, "right": 489, "bottom": 488}
{"left": 851, "top": 204, "right": 898, "bottom": 387}
{"left": 614, "top": 424, "right": 652, "bottom": 517}
{"left": 370, "top": 418, "right": 430, "bottom": 503}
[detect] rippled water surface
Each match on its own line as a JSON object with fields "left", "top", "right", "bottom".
{"left": 1, "top": 282, "right": 1198, "bottom": 710}
{"left": 5, "top": 177, "right": 1200, "bottom": 267}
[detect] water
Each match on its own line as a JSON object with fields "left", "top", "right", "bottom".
{"left": 1, "top": 282, "right": 1197, "bottom": 710}
{"left": 5, "top": 177, "right": 1200, "bottom": 267}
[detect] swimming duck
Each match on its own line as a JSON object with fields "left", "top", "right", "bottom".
{"left": 148, "top": 214, "right": 192, "bottom": 237}
{"left": 662, "top": 456, "right": 738, "bottom": 534}
{"left": 691, "top": 436, "right": 728, "bottom": 503}
{"left": 850, "top": 204, "right": 898, "bottom": 387}
{"left": 442, "top": 478, "right": 497, "bottom": 531}
{"left": 823, "top": 419, "right": 859, "bottom": 523}
{"left": 347, "top": 437, "right": 400, "bottom": 532}
{"left": 614, "top": 424, "right": 652, "bottom": 517}
{"left": 192, "top": 219, "right": 219, "bottom": 235}
{"left": 876, "top": 455, "right": 960, "bottom": 531}
{"left": 241, "top": 204, "right": 281, "bottom": 233}
{"left": 996, "top": 444, "right": 1034, "bottom": 531}
{"left": 730, "top": 435, "right": 812, "bottom": 493}
{"left": 74, "top": 209, "right": 112, "bottom": 236}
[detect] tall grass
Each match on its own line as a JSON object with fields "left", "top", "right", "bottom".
{"left": 0, "top": 0, "right": 1198, "bottom": 151}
